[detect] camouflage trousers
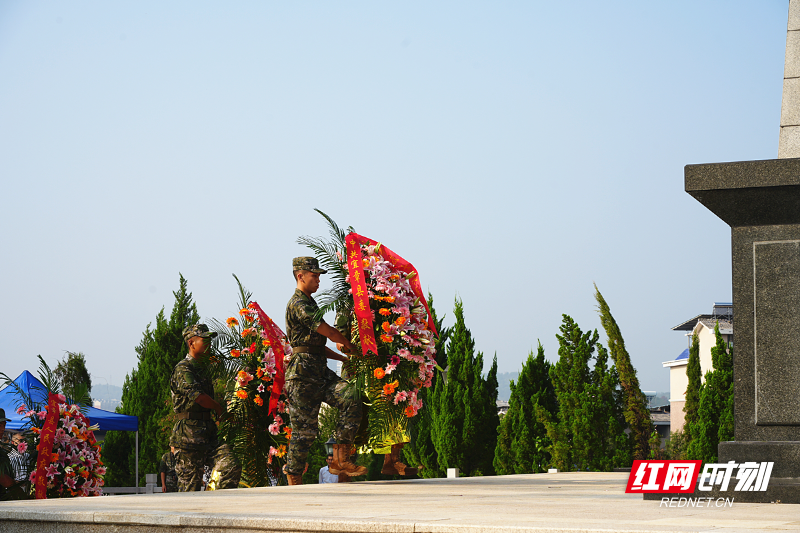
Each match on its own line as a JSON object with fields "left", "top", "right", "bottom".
{"left": 174, "top": 443, "right": 241, "bottom": 491}
{"left": 284, "top": 373, "right": 362, "bottom": 476}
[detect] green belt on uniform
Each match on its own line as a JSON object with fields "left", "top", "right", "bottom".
{"left": 175, "top": 411, "right": 212, "bottom": 421}
{"left": 292, "top": 345, "right": 325, "bottom": 355}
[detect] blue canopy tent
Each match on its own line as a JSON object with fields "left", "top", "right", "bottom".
{"left": 0, "top": 370, "right": 142, "bottom": 487}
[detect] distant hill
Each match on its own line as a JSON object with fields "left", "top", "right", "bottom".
{"left": 496, "top": 372, "right": 519, "bottom": 402}
{"left": 496, "top": 371, "right": 668, "bottom": 408}
{"left": 91, "top": 384, "right": 123, "bottom": 401}
{"left": 91, "top": 384, "right": 124, "bottom": 412}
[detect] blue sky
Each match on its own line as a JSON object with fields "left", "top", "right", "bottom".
{"left": 0, "top": 1, "right": 790, "bottom": 393}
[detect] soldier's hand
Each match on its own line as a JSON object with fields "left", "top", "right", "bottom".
{"left": 336, "top": 343, "right": 350, "bottom": 354}
{"left": 343, "top": 340, "right": 357, "bottom": 355}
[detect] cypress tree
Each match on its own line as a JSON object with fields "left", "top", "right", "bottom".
{"left": 403, "top": 294, "right": 451, "bottom": 478}
{"left": 712, "top": 324, "right": 734, "bottom": 445}
{"left": 686, "top": 323, "right": 732, "bottom": 462}
{"left": 466, "top": 353, "right": 498, "bottom": 476}
{"left": 683, "top": 333, "right": 701, "bottom": 447}
{"left": 102, "top": 274, "right": 199, "bottom": 486}
{"left": 595, "top": 286, "right": 653, "bottom": 461}
{"left": 431, "top": 298, "right": 496, "bottom": 476}
{"left": 494, "top": 343, "right": 556, "bottom": 475}
{"left": 537, "top": 315, "right": 627, "bottom": 471}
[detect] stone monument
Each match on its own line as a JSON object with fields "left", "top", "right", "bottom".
{"left": 682, "top": 0, "right": 800, "bottom": 504}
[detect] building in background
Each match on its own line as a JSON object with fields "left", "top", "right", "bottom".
{"left": 662, "top": 303, "right": 733, "bottom": 433}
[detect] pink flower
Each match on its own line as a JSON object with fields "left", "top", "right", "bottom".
{"left": 57, "top": 394, "right": 66, "bottom": 403}
{"left": 390, "top": 355, "right": 400, "bottom": 366}
{"left": 384, "top": 363, "right": 397, "bottom": 375}
{"left": 268, "top": 415, "right": 284, "bottom": 435}
{"left": 95, "top": 466, "right": 106, "bottom": 476}
{"left": 393, "top": 391, "right": 408, "bottom": 405}
{"left": 45, "top": 464, "right": 59, "bottom": 478}
{"left": 397, "top": 349, "right": 411, "bottom": 359}
{"left": 16, "top": 404, "right": 26, "bottom": 414}
{"left": 277, "top": 401, "right": 287, "bottom": 413}
{"left": 37, "top": 411, "right": 47, "bottom": 420}
{"left": 257, "top": 383, "right": 265, "bottom": 393}
{"left": 64, "top": 476, "right": 76, "bottom": 489}
{"left": 17, "top": 442, "right": 27, "bottom": 454}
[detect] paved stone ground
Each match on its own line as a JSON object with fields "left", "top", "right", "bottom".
{"left": 0, "top": 472, "right": 798, "bottom": 533}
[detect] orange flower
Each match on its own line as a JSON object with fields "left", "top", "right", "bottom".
{"left": 395, "top": 316, "right": 407, "bottom": 326}
{"left": 284, "top": 427, "right": 293, "bottom": 440}
{"left": 380, "top": 333, "right": 393, "bottom": 343}
{"left": 404, "top": 405, "right": 416, "bottom": 417}
{"left": 239, "top": 308, "right": 249, "bottom": 316}
{"left": 253, "top": 395, "right": 264, "bottom": 406}
{"left": 51, "top": 453, "right": 59, "bottom": 462}
{"left": 241, "top": 328, "right": 254, "bottom": 337}
{"left": 226, "top": 317, "right": 239, "bottom": 327}
{"left": 275, "top": 444, "right": 287, "bottom": 458}
{"left": 236, "top": 390, "right": 248, "bottom": 399}
{"left": 80, "top": 470, "right": 90, "bottom": 479}
{"left": 379, "top": 308, "right": 391, "bottom": 316}
{"left": 262, "top": 339, "right": 270, "bottom": 347}
{"left": 373, "top": 368, "right": 386, "bottom": 379}
{"left": 362, "top": 258, "right": 369, "bottom": 268}
{"left": 381, "top": 321, "right": 391, "bottom": 333}
{"left": 382, "top": 380, "right": 399, "bottom": 396}
{"left": 256, "top": 368, "right": 264, "bottom": 379}
{"left": 230, "top": 349, "right": 241, "bottom": 358}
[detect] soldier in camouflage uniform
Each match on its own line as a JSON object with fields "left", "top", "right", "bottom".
{"left": 284, "top": 257, "right": 367, "bottom": 485}
{"left": 170, "top": 324, "right": 241, "bottom": 491}
{"left": 159, "top": 447, "right": 178, "bottom": 493}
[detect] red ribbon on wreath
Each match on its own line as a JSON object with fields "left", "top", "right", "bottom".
{"left": 34, "top": 392, "right": 61, "bottom": 499}
{"left": 345, "top": 232, "right": 438, "bottom": 357}
{"left": 251, "top": 301, "right": 286, "bottom": 416}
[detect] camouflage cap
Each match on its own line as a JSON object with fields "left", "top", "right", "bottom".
{"left": 0, "top": 408, "right": 10, "bottom": 423}
{"left": 292, "top": 256, "right": 327, "bottom": 274}
{"left": 182, "top": 323, "right": 218, "bottom": 343}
